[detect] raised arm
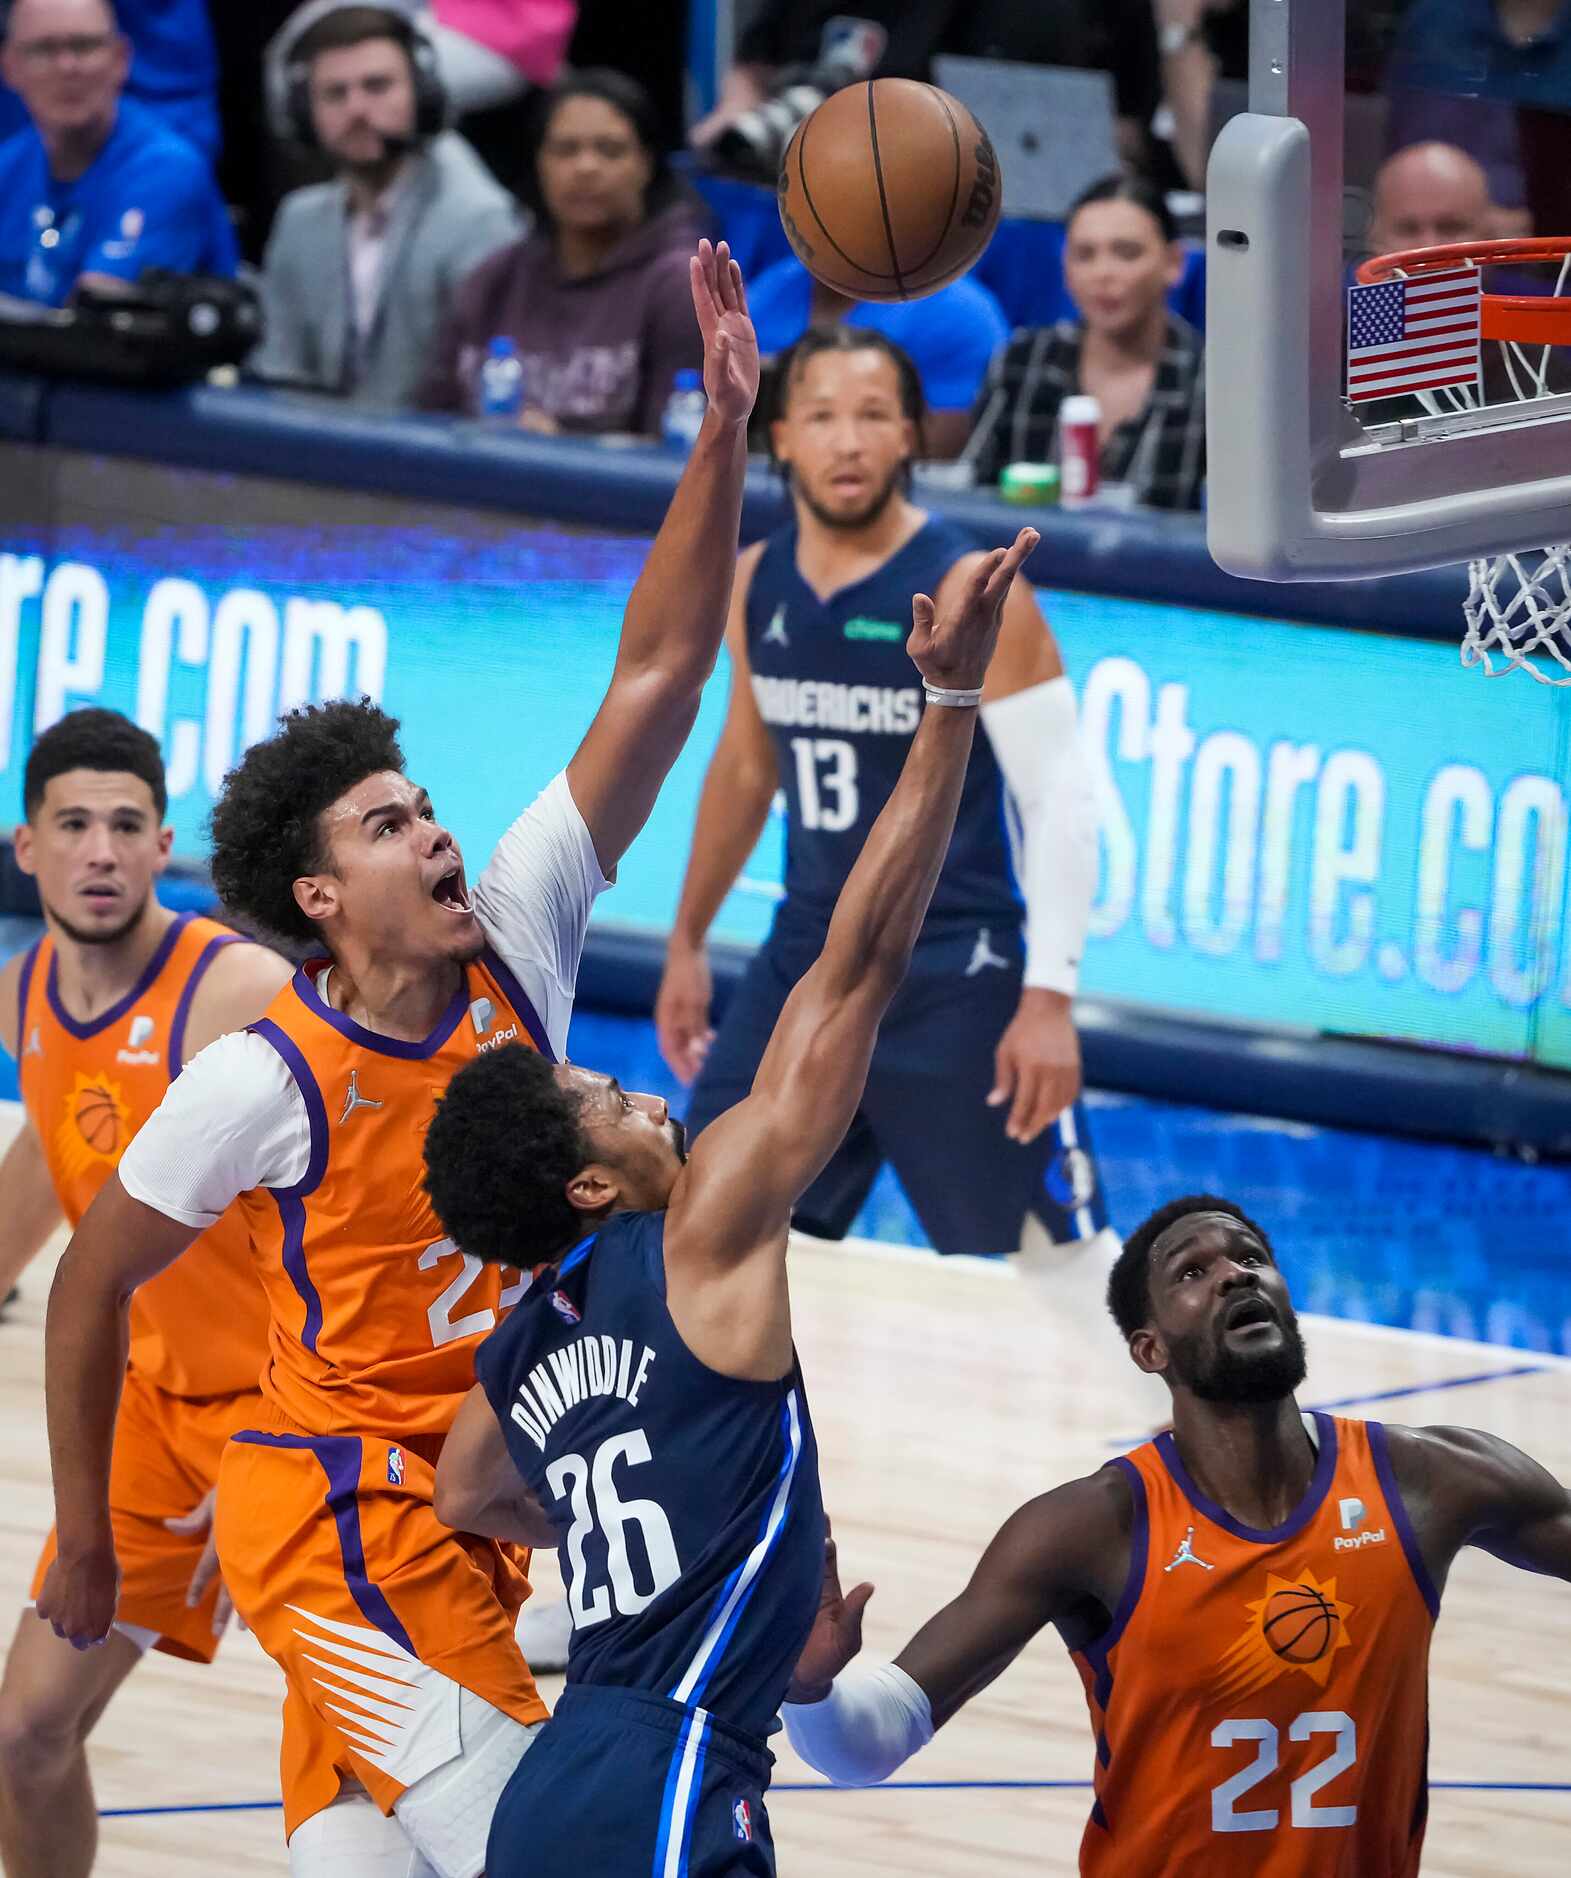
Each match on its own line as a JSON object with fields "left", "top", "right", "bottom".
{"left": 783, "top": 1468, "right": 1129, "bottom": 1783}
{"left": 655, "top": 548, "right": 780, "bottom": 1083}
{"left": 663, "top": 532, "right": 1039, "bottom": 1372}
{"left": 565, "top": 241, "right": 761, "bottom": 875}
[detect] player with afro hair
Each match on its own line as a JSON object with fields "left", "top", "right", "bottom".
{"left": 209, "top": 697, "right": 404, "bottom": 945}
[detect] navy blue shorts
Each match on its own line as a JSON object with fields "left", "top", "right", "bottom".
{"left": 487, "top": 1686, "right": 776, "bottom": 1877}
{"left": 686, "top": 920, "right": 1108, "bottom": 1257}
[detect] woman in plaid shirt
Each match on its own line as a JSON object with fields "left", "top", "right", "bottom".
{"left": 971, "top": 176, "right": 1206, "bottom": 511}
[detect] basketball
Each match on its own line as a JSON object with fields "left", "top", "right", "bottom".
{"left": 777, "top": 79, "right": 1002, "bottom": 303}
{"left": 1262, "top": 1584, "right": 1338, "bottom": 1665}
{"left": 75, "top": 1084, "right": 122, "bottom": 1156}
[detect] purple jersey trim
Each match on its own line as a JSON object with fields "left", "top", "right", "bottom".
{"left": 45, "top": 911, "right": 193, "bottom": 1041}
{"left": 1073, "top": 1461, "right": 1147, "bottom": 1839}
{"left": 13, "top": 938, "right": 40, "bottom": 1061}
{"left": 477, "top": 947, "right": 556, "bottom": 1061}
{"left": 1076, "top": 1457, "right": 1149, "bottom": 1713}
{"left": 1367, "top": 1419, "right": 1442, "bottom": 1621}
{"left": 230, "top": 1430, "right": 417, "bottom": 1656}
{"left": 287, "top": 960, "right": 470, "bottom": 1060}
{"left": 248, "top": 1018, "right": 329, "bottom": 1354}
{"left": 1155, "top": 1411, "right": 1339, "bottom": 1545}
{"left": 167, "top": 933, "right": 245, "bottom": 1080}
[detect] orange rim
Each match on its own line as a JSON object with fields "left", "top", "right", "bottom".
{"left": 1358, "top": 237, "right": 1571, "bottom": 347}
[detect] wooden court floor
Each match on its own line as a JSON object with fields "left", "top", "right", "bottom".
{"left": 3, "top": 1223, "right": 1568, "bottom": 1874}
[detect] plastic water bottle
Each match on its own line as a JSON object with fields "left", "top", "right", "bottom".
{"left": 661, "top": 368, "right": 707, "bottom": 452}
{"left": 479, "top": 336, "right": 524, "bottom": 420}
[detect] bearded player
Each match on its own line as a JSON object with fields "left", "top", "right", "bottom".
{"left": 37, "top": 240, "right": 759, "bottom": 1878}
{"left": 656, "top": 325, "right": 1105, "bottom": 1270}
{"left": 782, "top": 1195, "right": 1571, "bottom": 1875}
{"left": 0, "top": 709, "right": 292, "bottom": 1878}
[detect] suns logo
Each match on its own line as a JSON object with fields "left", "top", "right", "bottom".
{"left": 1213, "top": 1568, "right": 1355, "bottom": 1704}
{"left": 55, "top": 1072, "right": 132, "bottom": 1183}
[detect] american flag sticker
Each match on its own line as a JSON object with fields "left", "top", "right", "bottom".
{"left": 1346, "top": 267, "right": 1482, "bottom": 402}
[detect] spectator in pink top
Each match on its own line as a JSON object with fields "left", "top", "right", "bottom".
{"left": 419, "top": 67, "right": 705, "bottom": 432}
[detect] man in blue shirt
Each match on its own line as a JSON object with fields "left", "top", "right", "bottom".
{"left": 746, "top": 251, "right": 1008, "bottom": 457}
{"left": 0, "top": 0, "right": 235, "bottom": 308}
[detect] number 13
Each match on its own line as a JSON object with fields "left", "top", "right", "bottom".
{"left": 790, "top": 737, "right": 859, "bottom": 833}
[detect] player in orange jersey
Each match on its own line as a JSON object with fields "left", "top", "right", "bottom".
{"left": 0, "top": 707, "right": 293, "bottom": 1878}
{"left": 782, "top": 1194, "right": 1571, "bottom": 1877}
{"left": 38, "top": 240, "right": 760, "bottom": 1878}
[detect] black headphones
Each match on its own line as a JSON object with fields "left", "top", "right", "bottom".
{"left": 283, "top": 5, "right": 448, "bottom": 151}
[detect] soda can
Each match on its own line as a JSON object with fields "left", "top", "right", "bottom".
{"left": 1058, "top": 395, "right": 1102, "bottom": 508}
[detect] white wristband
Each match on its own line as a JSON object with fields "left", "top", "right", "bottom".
{"left": 923, "top": 682, "right": 983, "bottom": 709}
{"left": 781, "top": 1661, "right": 935, "bottom": 1786}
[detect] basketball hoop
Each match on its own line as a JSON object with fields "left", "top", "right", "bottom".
{"left": 1357, "top": 237, "right": 1571, "bottom": 682}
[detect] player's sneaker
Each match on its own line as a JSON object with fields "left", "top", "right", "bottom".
{"left": 518, "top": 1595, "right": 573, "bottom": 1675}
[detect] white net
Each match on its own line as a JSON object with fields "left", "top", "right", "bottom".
{"left": 1463, "top": 546, "right": 1571, "bottom": 682}
{"left": 1372, "top": 249, "right": 1571, "bottom": 683}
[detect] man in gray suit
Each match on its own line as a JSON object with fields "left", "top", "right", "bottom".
{"left": 254, "top": 3, "right": 519, "bottom": 409}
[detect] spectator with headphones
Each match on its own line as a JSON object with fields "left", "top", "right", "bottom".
{"left": 252, "top": 1, "right": 519, "bottom": 407}
{"left": 0, "top": 0, "right": 235, "bottom": 306}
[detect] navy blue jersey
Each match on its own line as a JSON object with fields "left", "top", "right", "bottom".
{"left": 746, "top": 515, "right": 1023, "bottom": 932}
{"left": 475, "top": 1212, "right": 824, "bottom": 1742}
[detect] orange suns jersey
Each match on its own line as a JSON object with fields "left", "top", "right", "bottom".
{"left": 16, "top": 913, "right": 269, "bottom": 1398}
{"left": 1072, "top": 1413, "right": 1437, "bottom": 1878}
{"left": 238, "top": 955, "right": 547, "bottom": 1445}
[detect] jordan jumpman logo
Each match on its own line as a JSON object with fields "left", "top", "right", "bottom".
{"left": 1164, "top": 1525, "right": 1214, "bottom": 1573}
{"left": 339, "top": 1068, "right": 384, "bottom": 1124}
{"left": 964, "top": 927, "right": 1010, "bottom": 976}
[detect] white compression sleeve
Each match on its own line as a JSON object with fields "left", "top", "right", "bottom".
{"left": 980, "top": 677, "right": 1098, "bottom": 996}
{"left": 781, "top": 1662, "right": 935, "bottom": 1787}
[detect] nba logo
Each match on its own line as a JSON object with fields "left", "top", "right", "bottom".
{"left": 387, "top": 1447, "right": 405, "bottom": 1486}
{"left": 128, "top": 1015, "right": 155, "bottom": 1049}
{"left": 732, "top": 1799, "right": 753, "bottom": 1843}
{"left": 470, "top": 998, "right": 495, "bottom": 1037}
{"left": 1339, "top": 1496, "right": 1366, "bottom": 1532}
{"left": 551, "top": 1290, "right": 581, "bottom": 1325}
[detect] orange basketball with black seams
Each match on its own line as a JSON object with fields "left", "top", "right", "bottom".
{"left": 74, "top": 1079, "right": 125, "bottom": 1156}
{"left": 1262, "top": 1581, "right": 1339, "bottom": 1664}
{"left": 778, "top": 78, "right": 1002, "bottom": 303}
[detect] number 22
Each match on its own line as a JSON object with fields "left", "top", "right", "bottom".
{"left": 420, "top": 1237, "right": 526, "bottom": 1348}
{"left": 1211, "top": 1711, "right": 1358, "bottom": 1832}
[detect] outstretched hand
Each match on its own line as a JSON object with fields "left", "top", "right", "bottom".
{"left": 908, "top": 528, "right": 1040, "bottom": 695}
{"left": 689, "top": 238, "right": 759, "bottom": 429}
{"left": 786, "top": 1524, "right": 875, "bottom": 1705}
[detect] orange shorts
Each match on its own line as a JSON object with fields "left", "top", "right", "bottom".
{"left": 31, "top": 1366, "right": 263, "bottom": 1665}
{"left": 215, "top": 1407, "right": 548, "bottom": 1838}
